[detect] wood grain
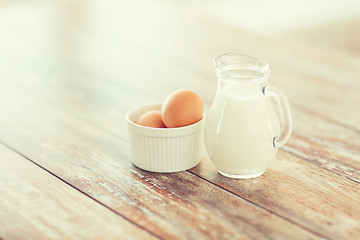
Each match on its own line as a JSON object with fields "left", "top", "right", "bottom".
{"left": 2, "top": 27, "right": 360, "bottom": 237}
{"left": 0, "top": 144, "right": 157, "bottom": 240}
{"left": 3, "top": 81, "right": 360, "bottom": 239}
{"left": 191, "top": 152, "right": 360, "bottom": 240}
{"left": 285, "top": 104, "right": 360, "bottom": 183}
{"left": 4, "top": 59, "right": 360, "bottom": 185}
{"left": 1, "top": 0, "right": 360, "bottom": 239}
{"left": 0, "top": 85, "right": 319, "bottom": 239}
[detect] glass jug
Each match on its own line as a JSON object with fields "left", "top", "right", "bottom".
{"left": 204, "top": 53, "right": 293, "bottom": 179}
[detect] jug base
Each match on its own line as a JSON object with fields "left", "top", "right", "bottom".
{"left": 218, "top": 170, "right": 265, "bottom": 179}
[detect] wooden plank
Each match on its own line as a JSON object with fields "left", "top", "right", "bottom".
{"left": 0, "top": 144, "right": 157, "bottom": 240}
{"left": 5, "top": 70, "right": 360, "bottom": 185}
{"left": 2, "top": 16, "right": 360, "bottom": 238}
{"left": 190, "top": 150, "right": 360, "bottom": 240}
{"left": 2, "top": 52, "right": 360, "bottom": 238}
{"left": 285, "top": 104, "right": 360, "bottom": 183}
{"left": 49, "top": 30, "right": 360, "bottom": 184}
{"left": 0, "top": 83, "right": 321, "bottom": 239}
{"left": 5, "top": 81, "right": 360, "bottom": 239}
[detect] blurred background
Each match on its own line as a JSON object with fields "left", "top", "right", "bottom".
{"left": 1, "top": 0, "right": 360, "bottom": 121}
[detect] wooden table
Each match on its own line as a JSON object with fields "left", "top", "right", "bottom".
{"left": 1, "top": 1, "right": 360, "bottom": 239}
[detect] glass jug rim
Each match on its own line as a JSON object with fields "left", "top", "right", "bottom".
{"left": 215, "top": 53, "right": 271, "bottom": 80}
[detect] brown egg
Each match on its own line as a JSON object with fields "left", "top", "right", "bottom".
{"left": 135, "top": 110, "right": 166, "bottom": 128}
{"left": 161, "top": 89, "right": 204, "bottom": 128}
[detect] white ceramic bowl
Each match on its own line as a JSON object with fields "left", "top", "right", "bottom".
{"left": 125, "top": 103, "right": 204, "bottom": 173}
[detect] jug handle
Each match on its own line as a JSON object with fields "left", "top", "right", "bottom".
{"left": 263, "top": 86, "right": 293, "bottom": 148}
